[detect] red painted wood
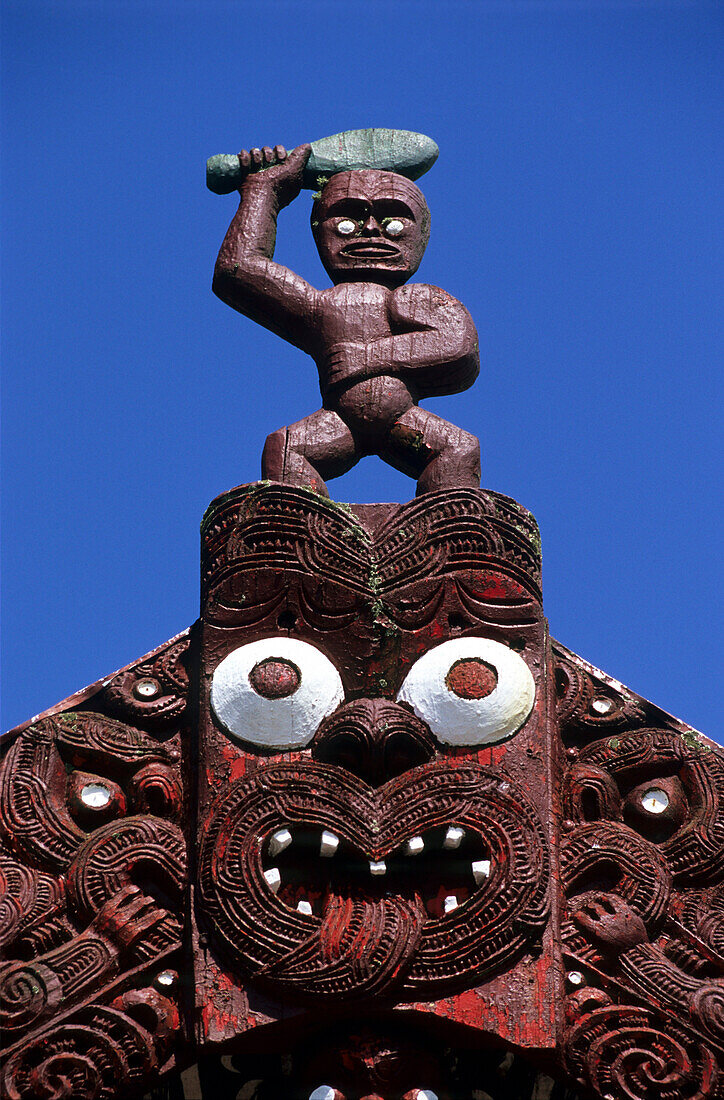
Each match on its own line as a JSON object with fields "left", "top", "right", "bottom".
{"left": 194, "top": 484, "right": 561, "bottom": 1053}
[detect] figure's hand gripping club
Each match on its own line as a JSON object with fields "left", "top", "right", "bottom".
{"left": 230, "top": 145, "right": 312, "bottom": 208}
{"left": 207, "top": 128, "right": 439, "bottom": 194}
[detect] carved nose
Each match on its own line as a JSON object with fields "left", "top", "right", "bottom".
{"left": 361, "top": 215, "right": 381, "bottom": 236}
{"left": 311, "top": 698, "right": 436, "bottom": 786}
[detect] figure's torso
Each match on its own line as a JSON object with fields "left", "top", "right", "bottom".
{"left": 315, "top": 282, "right": 416, "bottom": 431}
{"left": 318, "top": 282, "right": 396, "bottom": 345}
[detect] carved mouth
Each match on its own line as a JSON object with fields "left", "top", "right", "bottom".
{"left": 340, "top": 242, "right": 400, "bottom": 259}
{"left": 199, "top": 759, "right": 550, "bottom": 999}
{"left": 261, "top": 822, "right": 491, "bottom": 920}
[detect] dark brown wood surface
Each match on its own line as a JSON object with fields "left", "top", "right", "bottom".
{"left": 213, "top": 148, "right": 480, "bottom": 497}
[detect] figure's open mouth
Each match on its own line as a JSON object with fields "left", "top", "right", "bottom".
{"left": 261, "top": 822, "right": 491, "bottom": 920}
{"left": 340, "top": 242, "right": 400, "bottom": 259}
{"left": 199, "top": 760, "right": 549, "bottom": 998}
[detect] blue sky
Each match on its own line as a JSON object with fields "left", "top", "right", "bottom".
{"left": 2, "top": 0, "right": 722, "bottom": 738}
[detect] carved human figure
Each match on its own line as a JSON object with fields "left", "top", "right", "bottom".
{"left": 213, "top": 145, "right": 480, "bottom": 497}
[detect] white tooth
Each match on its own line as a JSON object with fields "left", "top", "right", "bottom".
{"left": 320, "top": 830, "right": 339, "bottom": 857}
{"left": 369, "top": 860, "right": 387, "bottom": 876}
{"left": 444, "top": 894, "right": 458, "bottom": 913}
{"left": 268, "top": 828, "right": 292, "bottom": 857}
{"left": 443, "top": 826, "right": 465, "bottom": 849}
{"left": 406, "top": 836, "right": 424, "bottom": 856}
{"left": 297, "top": 900, "right": 313, "bottom": 915}
{"left": 263, "top": 867, "right": 281, "bottom": 893}
{"left": 472, "top": 859, "right": 491, "bottom": 883}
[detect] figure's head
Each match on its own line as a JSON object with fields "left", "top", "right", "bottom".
{"left": 311, "top": 169, "right": 430, "bottom": 287}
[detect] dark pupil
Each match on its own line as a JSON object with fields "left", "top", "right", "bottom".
{"left": 249, "top": 658, "right": 301, "bottom": 699}
{"left": 445, "top": 659, "right": 497, "bottom": 700}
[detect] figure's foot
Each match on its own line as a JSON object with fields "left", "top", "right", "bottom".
{"left": 415, "top": 473, "right": 480, "bottom": 496}
{"left": 262, "top": 427, "right": 331, "bottom": 498}
{"left": 415, "top": 452, "right": 481, "bottom": 495}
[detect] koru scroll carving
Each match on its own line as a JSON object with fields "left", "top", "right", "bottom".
{"left": 2, "top": 129, "right": 722, "bottom": 1099}
{"left": 555, "top": 643, "right": 724, "bottom": 1099}
{"left": 0, "top": 639, "right": 188, "bottom": 1099}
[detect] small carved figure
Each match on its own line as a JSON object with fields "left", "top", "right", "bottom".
{"left": 212, "top": 141, "right": 481, "bottom": 496}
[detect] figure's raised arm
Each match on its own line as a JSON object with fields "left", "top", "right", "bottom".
{"left": 212, "top": 144, "right": 320, "bottom": 353}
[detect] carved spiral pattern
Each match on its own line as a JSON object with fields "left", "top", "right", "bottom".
{"left": 0, "top": 721, "right": 84, "bottom": 870}
{"left": 0, "top": 699, "right": 186, "bottom": 1081}
{"left": 555, "top": 656, "right": 594, "bottom": 726}
{"left": 202, "top": 485, "right": 542, "bottom": 620}
{"left": 554, "top": 652, "right": 645, "bottom": 732}
{"left": 54, "top": 712, "right": 179, "bottom": 773}
{"left": 128, "top": 764, "right": 183, "bottom": 821}
{"left": 577, "top": 729, "right": 724, "bottom": 885}
{"left": 560, "top": 649, "right": 724, "bottom": 1088}
{"left": 564, "top": 761, "right": 621, "bottom": 822}
{"left": 0, "top": 855, "right": 36, "bottom": 948}
{"left": 566, "top": 1004, "right": 719, "bottom": 1100}
{"left": 562, "top": 821, "right": 672, "bottom": 930}
{"left": 2, "top": 1000, "right": 163, "bottom": 1100}
{"left": 5, "top": 1048, "right": 104, "bottom": 1100}
{"left": 690, "top": 983, "right": 724, "bottom": 1046}
{"left": 690, "top": 890, "right": 724, "bottom": 961}
{"left": 0, "top": 962, "right": 61, "bottom": 1031}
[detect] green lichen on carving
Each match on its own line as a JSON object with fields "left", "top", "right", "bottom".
{"left": 681, "top": 730, "right": 710, "bottom": 753}
{"left": 515, "top": 521, "right": 541, "bottom": 555}
{"left": 368, "top": 559, "right": 386, "bottom": 618}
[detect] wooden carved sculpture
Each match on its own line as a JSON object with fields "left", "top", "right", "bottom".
{"left": 211, "top": 130, "right": 480, "bottom": 497}
{"left": 1, "top": 129, "right": 722, "bottom": 1099}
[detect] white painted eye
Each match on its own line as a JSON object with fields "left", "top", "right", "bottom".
{"left": 81, "top": 782, "right": 111, "bottom": 808}
{"left": 385, "top": 218, "right": 404, "bottom": 237}
{"left": 397, "top": 638, "right": 535, "bottom": 747}
{"left": 336, "top": 219, "right": 356, "bottom": 235}
{"left": 641, "top": 788, "right": 669, "bottom": 814}
{"left": 309, "top": 1088, "right": 337, "bottom": 1100}
{"left": 211, "top": 638, "right": 344, "bottom": 750}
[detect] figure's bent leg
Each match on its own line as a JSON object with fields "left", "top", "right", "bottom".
{"left": 262, "top": 409, "right": 358, "bottom": 498}
{"left": 385, "top": 407, "right": 480, "bottom": 496}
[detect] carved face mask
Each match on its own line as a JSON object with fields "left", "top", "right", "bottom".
{"left": 195, "top": 483, "right": 556, "bottom": 1041}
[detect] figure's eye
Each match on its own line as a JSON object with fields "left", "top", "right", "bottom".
{"left": 384, "top": 218, "right": 405, "bottom": 237}
{"left": 336, "top": 219, "right": 357, "bottom": 236}
{"left": 622, "top": 776, "right": 688, "bottom": 841}
{"left": 210, "top": 638, "right": 344, "bottom": 750}
{"left": 309, "top": 1088, "right": 345, "bottom": 1100}
{"left": 397, "top": 638, "right": 535, "bottom": 747}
